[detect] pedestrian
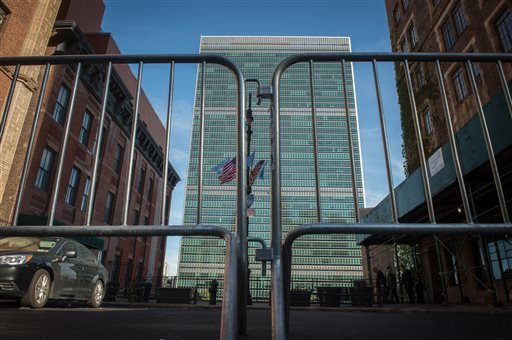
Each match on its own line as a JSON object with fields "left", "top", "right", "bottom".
{"left": 373, "top": 266, "right": 386, "bottom": 307}
{"left": 401, "top": 268, "right": 414, "bottom": 304}
{"left": 386, "top": 266, "right": 398, "bottom": 303}
{"left": 209, "top": 279, "right": 219, "bottom": 305}
{"left": 415, "top": 272, "right": 425, "bottom": 303}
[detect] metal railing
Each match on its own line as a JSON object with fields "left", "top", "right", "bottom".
{"left": 0, "top": 54, "right": 247, "bottom": 340}
{"left": 269, "top": 53, "right": 512, "bottom": 339}
{"left": 1, "top": 52, "right": 512, "bottom": 340}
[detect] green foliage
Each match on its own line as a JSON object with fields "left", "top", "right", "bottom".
{"left": 394, "top": 62, "right": 442, "bottom": 177}
{"left": 396, "top": 244, "right": 415, "bottom": 270}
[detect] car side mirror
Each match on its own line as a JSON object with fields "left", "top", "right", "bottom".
{"left": 63, "top": 251, "right": 77, "bottom": 260}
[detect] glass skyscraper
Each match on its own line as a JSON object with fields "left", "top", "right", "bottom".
{"left": 178, "top": 36, "right": 364, "bottom": 297}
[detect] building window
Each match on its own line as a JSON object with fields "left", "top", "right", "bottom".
{"left": 79, "top": 111, "right": 92, "bottom": 147}
{"left": 424, "top": 109, "right": 434, "bottom": 135}
{"left": 452, "top": 67, "right": 468, "bottom": 102}
{"left": 137, "top": 168, "right": 145, "bottom": 194}
{"left": 114, "top": 144, "right": 124, "bottom": 175}
{"left": 453, "top": 3, "right": 467, "bottom": 34}
{"left": 408, "top": 24, "right": 418, "bottom": 48}
{"left": 495, "top": 8, "right": 512, "bottom": 52}
{"left": 442, "top": 21, "right": 456, "bottom": 50}
{"left": 98, "top": 127, "right": 107, "bottom": 160}
{"left": 147, "top": 177, "right": 154, "bottom": 200}
{"left": 416, "top": 63, "right": 427, "bottom": 88}
{"left": 34, "top": 147, "right": 55, "bottom": 191}
{"left": 81, "top": 176, "right": 91, "bottom": 212}
{"left": 52, "top": 85, "right": 70, "bottom": 125}
{"left": 133, "top": 209, "right": 140, "bottom": 225}
{"left": 468, "top": 48, "right": 482, "bottom": 81}
{"left": 105, "top": 192, "right": 115, "bottom": 224}
{"left": 0, "top": 7, "right": 7, "bottom": 27}
{"left": 488, "top": 239, "right": 512, "bottom": 280}
{"left": 402, "top": 0, "right": 409, "bottom": 10}
{"left": 394, "top": 4, "right": 401, "bottom": 24}
{"left": 144, "top": 215, "right": 149, "bottom": 225}
{"left": 65, "top": 166, "right": 80, "bottom": 206}
{"left": 400, "top": 39, "right": 409, "bottom": 52}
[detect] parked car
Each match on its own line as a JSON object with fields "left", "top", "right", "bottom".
{"left": 0, "top": 236, "right": 107, "bottom": 308}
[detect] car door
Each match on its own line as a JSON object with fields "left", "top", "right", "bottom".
{"left": 53, "top": 241, "right": 81, "bottom": 298}
{"left": 75, "top": 243, "right": 98, "bottom": 299}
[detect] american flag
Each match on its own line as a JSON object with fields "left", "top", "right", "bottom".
{"left": 249, "top": 160, "right": 266, "bottom": 186}
{"left": 212, "top": 157, "right": 231, "bottom": 174}
{"left": 219, "top": 157, "right": 236, "bottom": 184}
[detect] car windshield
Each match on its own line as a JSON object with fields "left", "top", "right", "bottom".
{"left": 0, "top": 237, "right": 60, "bottom": 252}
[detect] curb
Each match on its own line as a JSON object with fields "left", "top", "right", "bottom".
{"left": 101, "top": 301, "right": 512, "bottom": 314}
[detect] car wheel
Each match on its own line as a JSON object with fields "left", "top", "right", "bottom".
{"left": 87, "top": 280, "right": 104, "bottom": 308}
{"left": 20, "top": 269, "right": 51, "bottom": 309}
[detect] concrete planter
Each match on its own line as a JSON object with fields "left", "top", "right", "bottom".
{"left": 155, "top": 287, "right": 193, "bottom": 304}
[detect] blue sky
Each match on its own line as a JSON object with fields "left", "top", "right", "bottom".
{"left": 101, "top": 0, "right": 405, "bottom": 276}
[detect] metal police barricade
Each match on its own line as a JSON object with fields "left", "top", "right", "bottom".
{"left": 266, "top": 52, "right": 512, "bottom": 340}
{"left": 0, "top": 54, "right": 248, "bottom": 340}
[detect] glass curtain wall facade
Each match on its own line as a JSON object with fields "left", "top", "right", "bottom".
{"left": 178, "top": 36, "right": 364, "bottom": 297}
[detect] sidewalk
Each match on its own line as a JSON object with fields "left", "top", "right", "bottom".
{"left": 102, "top": 298, "right": 512, "bottom": 314}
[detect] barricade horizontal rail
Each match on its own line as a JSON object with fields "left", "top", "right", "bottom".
{"left": 0, "top": 224, "right": 238, "bottom": 340}
{"left": 1, "top": 52, "right": 512, "bottom": 66}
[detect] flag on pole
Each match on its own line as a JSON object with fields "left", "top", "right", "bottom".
{"left": 249, "top": 160, "right": 266, "bottom": 186}
{"left": 259, "top": 160, "right": 267, "bottom": 180}
{"left": 247, "top": 194, "right": 254, "bottom": 208}
{"left": 247, "top": 208, "right": 256, "bottom": 217}
{"left": 219, "top": 157, "right": 236, "bottom": 184}
{"left": 247, "top": 151, "right": 255, "bottom": 168}
{"left": 212, "top": 157, "right": 231, "bottom": 174}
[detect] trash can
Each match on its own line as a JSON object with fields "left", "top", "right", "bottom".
{"left": 290, "top": 290, "right": 311, "bottom": 307}
{"left": 317, "top": 287, "right": 341, "bottom": 307}
{"left": 349, "top": 286, "right": 373, "bottom": 307}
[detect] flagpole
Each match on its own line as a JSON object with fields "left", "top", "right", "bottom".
{"left": 246, "top": 93, "right": 254, "bottom": 305}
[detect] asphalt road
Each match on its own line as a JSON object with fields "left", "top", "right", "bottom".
{"left": 0, "top": 302, "right": 509, "bottom": 339}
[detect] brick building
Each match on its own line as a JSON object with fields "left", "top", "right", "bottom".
{"left": 0, "top": 0, "right": 61, "bottom": 225}
{"left": 360, "top": 0, "right": 512, "bottom": 304}
{"left": 386, "top": 0, "right": 512, "bottom": 173}
{"left": 0, "top": 0, "right": 180, "bottom": 291}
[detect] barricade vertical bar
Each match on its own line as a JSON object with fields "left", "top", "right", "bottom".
{"left": 341, "top": 59, "right": 360, "bottom": 222}
{"left": 497, "top": 60, "right": 512, "bottom": 122}
{"left": 0, "top": 64, "right": 20, "bottom": 143}
{"left": 467, "top": 60, "right": 505, "bottom": 305}
{"left": 87, "top": 62, "right": 112, "bottom": 226}
{"left": 434, "top": 60, "right": 472, "bottom": 223}
{"left": 308, "top": 60, "right": 322, "bottom": 222}
{"left": 197, "top": 61, "right": 206, "bottom": 223}
{"left": 221, "top": 233, "right": 239, "bottom": 340}
{"left": 466, "top": 60, "right": 509, "bottom": 223}
{"left": 403, "top": 60, "right": 435, "bottom": 222}
{"left": 48, "top": 63, "right": 82, "bottom": 226}
{"left": 161, "top": 61, "right": 175, "bottom": 225}
{"left": 403, "top": 60, "right": 448, "bottom": 303}
{"left": 13, "top": 64, "right": 51, "bottom": 226}
{"left": 122, "top": 61, "right": 144, "bottom": 226}
{"left": 271, "top": 67, "right": 286, "bottom": 340}
{"left": 371, "top": 60, "right": 398, "bottom": 223}
{"left": 237, "top": 69, "right": 248, "bottom": 336}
